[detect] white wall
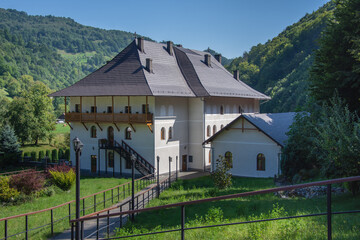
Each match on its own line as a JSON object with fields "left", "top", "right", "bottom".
{"left": 154, "top": 97, "right": 188, "bottom": 174}
{"left": 69, "top": 96, "right": 155, "bottom": 175}
{"left": 211, "top": 118, "right": 281, "bottom": 178}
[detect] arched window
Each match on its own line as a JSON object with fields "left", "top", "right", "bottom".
{"left": 225, "top": 151, "right": 233, "bottom": 168}
{"left": 220, "top": 124, "right": 224, "bottom": 129}
{"left": 220, "top": 105, "right": 224, "bottom": 115}
{"left": 209, "top": 151, "right": 211, "bottom": 163}
{"left": 125, "top": 127, "right": 132, "bottom": 140}
{"left": 207, "top": 125, "right": 211, "bottom": 137}
{"left": 161, "top": 127, "right": 166, "bottom": 140}
{"left": 168, "top": 127, "right": 173, "bottom": 140}
{"left": 213, "top": 125, "right": 217, "bottom": 135}
{"left": 91, "top": 126, "right": 97, "bottom": 138}
{"left": 257, "top": 153, "right": 265, "bottom": 171}
{"left": 239, "top": 105, "right": 243, "bottom": 114}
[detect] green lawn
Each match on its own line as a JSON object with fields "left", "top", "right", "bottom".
{"left": 54, "top": 123, "right": 70, "bottom": 135}
{"left": 116, "top": 176, "right": 360, "bottom": 240}
{"left": 1, "top": 176, "right": 133, "bottom": 239}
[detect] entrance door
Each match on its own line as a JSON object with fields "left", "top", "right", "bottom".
{"left": 182, "top": 155, "right": 187, "bottom": 171}
{"left": 108, "top": 126, "right": 114, "bottom": 146}
{"left": 91, "top": 155, "right": 97, "bottom": 173}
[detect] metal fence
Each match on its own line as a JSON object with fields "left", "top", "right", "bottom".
{"left": 71, "top": 175, "right": 360, "bottom": 240}
{"left": 0, "top": 173, "right": 155, "bottom": 240}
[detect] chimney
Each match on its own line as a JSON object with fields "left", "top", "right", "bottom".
{"left": 177, "top": 44, "right": 183, "bottom": 48}
{"left": 137, "top": 37, "right": 144, "bottom": 52}
{"left": 167, "top": 41, "right": 173, "bottom": 55}
{"left": 215, "top": 54, "right": 222, "bottom": 64}
{"left": 205, "top": 54, "right": 211, "bottom": 67}
{"left": 233, "top": 70, "right": 239, "bottom": 81}
{"left": 146, "top": 58, "right": 153, "bottom": 73}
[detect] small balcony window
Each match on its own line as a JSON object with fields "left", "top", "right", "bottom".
{"left": 142, "top": 104, "right": 149, "bottom": 114}
{"left": 75, "top": 104, "right": 80, "bottom": 113}
{"left": 107, "top": 106, "right": 113, "bottom": 113}
{"left": 125, "top": 106, "right": 132, "bottom": 114}
{"left": 91, "top": 106, "right": 97, "bottom": 113}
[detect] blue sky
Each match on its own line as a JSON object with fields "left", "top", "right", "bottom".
{"left": 1, "top": 0, "right": 329, "bottom": 58}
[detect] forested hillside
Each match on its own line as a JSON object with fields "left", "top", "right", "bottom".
{"left": 0, "top": 8, "right": 146, "bottom": 99}
{"left": 227, "top": 2, "right": 334, "bottom": 112}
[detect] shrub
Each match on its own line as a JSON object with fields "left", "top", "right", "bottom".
{"left": 0, "top": 177, "right": 20, "bottom": 202}
{"left": 51, "top": 149, "right": 58, "bottom": 162}
{"left": 58, "top": 149, "right": 64, "bottom": 159}
{"left": 65, "top": 148, "right": 70, "bottom": 161}
{"left": 24, "top": 152, "right": 30, "bottom": 157}
{"left": 39, "top": 150, "right": 45, "bottom": 161}
{"left": 49, "top": 169, "right": 75, "bottom": 191}
{"left": 30, "top": 151, "right": 37, "bottom": 161}
{"left": 211, "top": 155, "right": 232, "bottom": 189}
{"left": 46, "top": 150, "right": 51, "bottom": 159}
{"left": 9, "top": 170, "right": 45, "bottom": 195}
{"left": 47, "top": 163, "right": 73, "bottom": 173}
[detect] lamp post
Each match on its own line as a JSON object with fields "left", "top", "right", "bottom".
{"left": 169, "top": 157, "right": 172, "bottom": 188}
{"left": 131, "top": 154, "right": 136, "bottom": 221}
{"left": 157, "top": 156, "right": 160, "bottom": 198}
{"left": 73, "top": 137, "right": 83, "bottom": 240}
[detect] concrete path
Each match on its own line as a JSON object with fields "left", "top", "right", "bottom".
{"left": 51, "top": 171, "right": 209, "bottom": 240}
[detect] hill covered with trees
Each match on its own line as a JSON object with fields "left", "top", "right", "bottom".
{"left": 0, "top": 8, "right": 147, "bottom": 99}
{"left": 226, "top": 2, "right": 335, "bottom": 113}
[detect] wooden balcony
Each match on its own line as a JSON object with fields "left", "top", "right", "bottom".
{"left": 65, "top": 112, "right": 153, "bottom": 124}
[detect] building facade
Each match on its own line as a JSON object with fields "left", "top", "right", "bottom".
{"left": 50, "top": 38, "right": 269, "bottom": 176}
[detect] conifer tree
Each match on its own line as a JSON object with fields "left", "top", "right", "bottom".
{"left": 0, "top": 124, "right": 20, "bottom": 153}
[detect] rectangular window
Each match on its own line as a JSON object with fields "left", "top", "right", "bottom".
{"left": 75, "top": 104, "right": 80, "bottom": 113}
{"left": 91, "top": 106, "right": 97, "bottom": 113}
{"left": 125, "top": 106, "right": 132, "bottom": 114}
{"left": 142, "top": 104, "right": 149, "bottom": 114}
{"left": 189, "top": 156, "right": 193, "bottom": 162}
{"left": 107, "top": 106, "right": 113, "bottom": 113}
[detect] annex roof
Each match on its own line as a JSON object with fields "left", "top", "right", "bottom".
{"left": 204, "top": 112, "right": 296, "bottom": 147}
{"left": 50, "top": 39, "right": 270, "bottom": 99}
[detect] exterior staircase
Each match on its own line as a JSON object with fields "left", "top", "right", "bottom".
{"left": 98, "top": 139, "right": 154, "bottom": 176}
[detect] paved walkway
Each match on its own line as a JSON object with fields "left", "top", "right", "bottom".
{"left": 52, "top": 171, "right": 209, "bottom": 239}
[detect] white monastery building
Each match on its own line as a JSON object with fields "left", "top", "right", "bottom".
{"left": 50, "top": 38, "right": 276, "bottom": 177}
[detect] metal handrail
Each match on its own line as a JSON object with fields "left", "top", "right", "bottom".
{"left": 73, "top": 175, "right": 360, "bottom": 222}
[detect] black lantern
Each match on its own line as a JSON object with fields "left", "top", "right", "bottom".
{"left": 73, "top": 137, "right": 84, "bottom": 153}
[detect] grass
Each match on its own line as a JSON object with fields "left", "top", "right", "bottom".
{"left": 115, "top": 176, "right": 360, "bottom": 240}
{"left": 54, "top": 123, "right": 70, "bottom": 135}
{"left": 0, "top": 176, "right": 136, "bottom": 240}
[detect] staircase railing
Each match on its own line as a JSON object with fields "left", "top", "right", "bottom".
{"left": 121, "top": 140, "right": 155, "bottom": 174}
{"left": 98, "top": 139, "right": 155, "bottom": 176}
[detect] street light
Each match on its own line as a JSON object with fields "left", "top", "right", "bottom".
{"left": 73, "top": 137, "right": 83, "bottom": 240}
{"left": 131, "top": 154, "right": 136, "bottom": 221}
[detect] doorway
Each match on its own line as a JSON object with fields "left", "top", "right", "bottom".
{"left": 182, "top": 155, "right": 187, "bottom": 171}
{"left": 108, "top": 126, "right": 114, "bottom": 146}
{"left": 91, "top": 155, "right": 97, "bottom": 173}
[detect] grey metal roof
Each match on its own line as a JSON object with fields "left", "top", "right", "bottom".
{"left": 204, "top": 112, "right": 296, "bottom": 147}
{"left": 50, "top": 39, "right": 270, "bottom": 99}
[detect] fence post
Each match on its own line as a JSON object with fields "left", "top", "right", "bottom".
{"left": 181, "top": 205, "right": 185, "bottom": 240}
{"left": 94, "top": 195, "right": 96, "bottom": 212}
{"left": 157, "top": 156, "right": 160, "bottom": 198}
{"left": 169, "top": 157, "right": 172, "bottom": 188}
{"left": 51, "top": 209, "right": 54, "bottom": 236}
{"left": 71, "top": 222, "right": 74, "bottom": 240}
{"left": 4, "top": 219, "right": 7, "bottom": 239}
{"left": 83, "top": 199, "right": 85, "bottom": 216}
{"left": 25, "top": 215, "right": 28, "bottom": 240}
{"left": 69, "top": 203, "right": 71, "bottom": 222}
{"left": 96, "top": 214, "right": 99, "bottom": 240}
{"left": 81, "top": 221, "right": 84, "bottom": 240}
{"left": 327, "top": 184, "right": 332, "bottom": 240}
{"left": 107, "top": 210, "right": 110, "bottom": 236}
{"left": 120, "top": 205, "right": 123, "bottom": 228}
{"left": 103, "top": 192, "right": 106, "bottom": 208}
{"left": 117, "top": 187, "right": 120, "bottom": 201}
{"left": 112, "top": 189, "right": 114, "bottom": 204}
{"left": 176, "top": 156, "right": 178, "bottom": 181}
{"left": 123, "top": 185, "right": 125, "bottom": 199}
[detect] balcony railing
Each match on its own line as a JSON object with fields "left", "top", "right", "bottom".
{"left": 65, "top": 112, "right": 153, "bottom": 124}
